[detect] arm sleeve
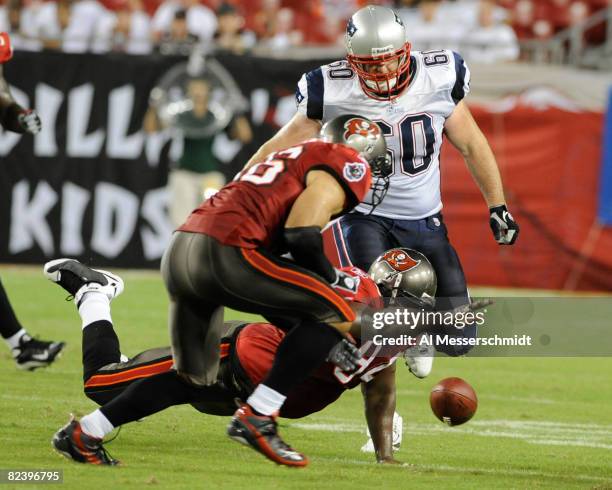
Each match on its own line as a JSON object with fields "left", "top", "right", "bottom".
{"left": 295, "top": 68, "right": 324, "bottom": 121}
{"left": 284, "top": 226, "right": 336, "bottom": 282}
{"left": 0, "top": 101, "right": 25, "bottom": 134}
{"left": 451, "top": 51, "right": 471, "bottom": 104}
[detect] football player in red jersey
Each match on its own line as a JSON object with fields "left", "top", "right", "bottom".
{"left": 0, "top": 32, "right": 64, "bottom": 369}
{"left": 48, "top": 115, "right": 393, "bottom": 467}
{"left": 46, "top": 254, "right": 431, "bottom": 465}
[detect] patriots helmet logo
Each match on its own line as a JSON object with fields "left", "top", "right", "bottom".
{"left": 347, "top": 17, "right": 357, "bottom": 37}
{"left": 382, "top": 249, "right": 419, "bottom": 272}
{"left": 343, "top": 117, "right": 381, "bottom": 143}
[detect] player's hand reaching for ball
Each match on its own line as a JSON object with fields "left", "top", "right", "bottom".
{"left": 489, "top": 204, "right": 519, "bottom": 245}
{"left": 17, "top": 109, "right": 42, "bottom": 134}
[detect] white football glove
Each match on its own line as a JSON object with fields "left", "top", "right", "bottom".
{"left": 361, "top": 411, "right": 403, "bottom": 453}
{"left": 17, "top": 109, "right": 42, "bottom": 135}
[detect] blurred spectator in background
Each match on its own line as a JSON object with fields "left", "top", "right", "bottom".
{"left": 404, "top": 0, "right": 465, "bottom": 51}
{"left": 151, "top": 0, "right": 216, "bottom": 46}
{"left": 260, "top": 6, "right": 302, "bottom": 49}
{"left": 156, "top": 8, "right": 197, "bottom": 54}
{"left": 463, "top": 0, "right": 519, "bottom": 63}
{"left": 93, "top": 0, "right": 152, "bottom": 53}
{"left": 144, "top": 77, "right": 252, "bottom": 227}
{"left": 0, "top": 0, "right": 36, "bottom": 50}
{"left": 213, "top": 2, "right": 255, "bottom": 54}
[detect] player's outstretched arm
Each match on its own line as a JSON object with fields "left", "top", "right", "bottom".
{"left": 0, "top": 65, "right": 42, "bottom": 135}
{"left": 444, "top": 100, "right": 505, "bottom": 207}
{"left": 243, "top": 112, "right": 321, "bottom": 170}
{"left": 444, "top": 100, "right": 519, "bottom": 245}
{"left": 361, "top": 364, "right": 402, "bottom": 464}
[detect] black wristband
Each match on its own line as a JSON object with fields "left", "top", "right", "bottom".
{"left": 284, "top": 226, "right": 336, "bottom": 282}
{"left": 0, "top": 102, "right": 25, "bottom": 133}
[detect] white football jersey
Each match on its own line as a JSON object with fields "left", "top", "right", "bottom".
{"left": 295, "top": 50, "right": 470, "bottom": 219}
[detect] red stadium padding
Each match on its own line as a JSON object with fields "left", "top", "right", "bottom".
{"left": 440, "top": 105, "right": 608, "bottom": 291}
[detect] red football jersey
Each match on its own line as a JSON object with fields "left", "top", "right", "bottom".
{"left": 235, "top": 268, "right": 401, "bottom": 419}
{"left": 178, "top": 140, "right": 372, "bottom": 249}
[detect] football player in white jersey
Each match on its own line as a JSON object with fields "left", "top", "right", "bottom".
{"left": 244, "top": 5, "right": 519, "bottom": 377}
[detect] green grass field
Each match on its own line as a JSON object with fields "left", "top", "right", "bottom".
{"left": 1, "top": 266, "right": 611, "bottom": 489}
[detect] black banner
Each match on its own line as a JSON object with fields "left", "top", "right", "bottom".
{"left": 0, "top": 51, "right": 328, "bottom": 267}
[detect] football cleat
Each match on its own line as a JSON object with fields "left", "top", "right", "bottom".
{"left": 13, "top": 335, "right": 65, "bottom": 371}
{"left": 227, "top": 404, "right": 308, "bottom": 467}
{"left": 52, "top": 417, "right": 119, "bottom": 465}
{"left": 403, "top": 336, "right": 434, "bottom": 379}
{"left": 44, "top": 259, "right": 124, "bottom": 307}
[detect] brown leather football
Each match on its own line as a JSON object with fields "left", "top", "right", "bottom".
{"left": 430, "top": 377, "right": 478, "bottom": 426}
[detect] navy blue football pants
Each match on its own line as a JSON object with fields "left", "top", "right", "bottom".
{"left": 325, "top": 212, "right": 476, "bottom": 355}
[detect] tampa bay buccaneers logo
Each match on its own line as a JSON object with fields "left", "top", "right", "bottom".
{"left": 343, "top": 118, "right": 381, "bottom": 143}
{"left": 382, "top": 249, "right": 419, "bottom": 272}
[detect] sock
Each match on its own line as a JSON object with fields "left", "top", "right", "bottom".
{"left": 80, "top": 409, "right": 115, "bottom": 439}
{"left": 5, "top": 328, "right": 27, "bottom": 350}
{"left": 0, "top": 279, "right": 24, "bottom": 339}
{"left": 78, "top": 292, "right": 111, "bottom": 330}
{"left": 247, "top": 384, "right": 287, "bottom": 416}
{"left": 260, "top": 321, "right": 343, "bottom": 397}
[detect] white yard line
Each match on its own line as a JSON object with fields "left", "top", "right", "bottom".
{"left": 292, "top": 419, "right": 612, "bottom": 451}
{"left": 318, "top": 457, "right": 612, "bottom": 483}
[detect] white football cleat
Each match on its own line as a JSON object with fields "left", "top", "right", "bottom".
{"left": 361, "top": 411, "right": 403, "bottom": 453}
{"left": 403, "top": 336, "right": 435, "bottom": 378}
{"left": 44, "top": 258, "right": 124, "bottom": 307}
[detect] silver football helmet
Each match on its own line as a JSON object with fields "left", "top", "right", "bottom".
{"left": 345, "top": 5, "right": 412, "bottom": 100}
{"left": 368, "top": 248, "right": 437, "bottom": 307}
{"left": 320, "top": 114, "right": 392, "bottom": 208}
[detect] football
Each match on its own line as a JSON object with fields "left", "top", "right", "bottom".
{"left": 430, "top": 377, "right": 478, "bottom": 426}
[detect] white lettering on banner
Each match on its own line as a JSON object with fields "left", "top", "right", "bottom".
{"left": 107, "top": 85, "right": 145, "bottom": 158}
{"left": 90, "top": 183, "right": 139, "bottom": 258}
{"left": 9, "top": 180, "right": 57, "bottom": 255}
{"left": 67, "top": 84, "right": 105, "bottom": 157}
{"left": 213, "top": 132, "right": 241, "bottom": 163}
{"left": 60, "top": 182, "right": 90, "bottom": 255}
{"left": 145, "top": 131, "right": 172, "bottom": 167}
{"left": 35, "top": 83, "right": 62, "bottom": 157}
{"left": 140, "top": 187, "right": 173, "bottom": 260}
{"left": 274, "top": 95, "right": 296, "bottom": 127}
{"left": 7, "top": 181, "right": 172, "bottom": 260}
{"left": 250, "top": 88, "right": 269, "bottom": 125}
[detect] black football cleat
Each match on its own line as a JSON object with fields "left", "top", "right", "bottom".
{"left": 52, "top": 417, "right": 119, "bottom": 466}
{"left": 227, "top": 404, "right": 308, "bottom": 467}
{"left": 44, "top": 258, "right": 123, "bottom": 307}
{"left": 13, "top": 335, "right": 65, "bottom": 371}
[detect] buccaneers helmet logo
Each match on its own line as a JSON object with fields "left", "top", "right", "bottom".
{"left": 343, "top": 118, "right": 381, "bottom": 142}
{"left": 382, "top": 249, "right": 418, "bottom": 271}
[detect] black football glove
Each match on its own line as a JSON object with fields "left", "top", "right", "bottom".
{"left": 326, "top": 338, "right": 361, "bottom": 372}
{"left": 17, "top": 109, "right": 42, "bottom": 135}
{"left": 489, "top": 204, "right": 519, "bottom": 245}
{"left": 331, "top": 268, "right": 360, "bottom": 300}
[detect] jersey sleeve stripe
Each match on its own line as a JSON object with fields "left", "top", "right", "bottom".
{"left": 305, "top": 68, "right": 324, "bottom": 120}
{"left": 451, "top": 52, "right": 468, "bottom": 104}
